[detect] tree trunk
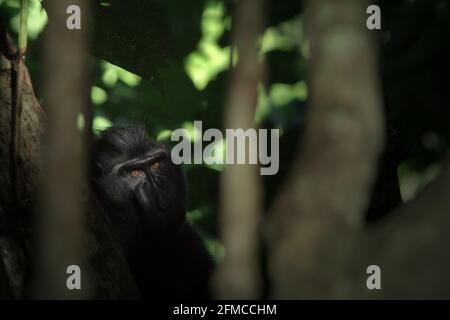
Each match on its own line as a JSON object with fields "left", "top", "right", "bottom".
{"left": 0, "top": 10, "right": 139, "bottom": 299}
{"left": 213, "top": 0, "right": 266, "bottom": 299}
{"left": 268, "top": 0, "right": 450, "bottom": 299}
{"left": 269, "top": 0, "right": 385, "bottom": 298}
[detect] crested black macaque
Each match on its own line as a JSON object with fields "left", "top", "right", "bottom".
{"left": 91, "top": 125, "right": 214, "bottom": 299}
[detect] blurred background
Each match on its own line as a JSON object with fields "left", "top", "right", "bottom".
{"left": 0, "top": 0, "right": 449, "bottom": 299}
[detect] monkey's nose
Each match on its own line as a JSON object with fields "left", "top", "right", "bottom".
{"left": 134, "top": 181, "right": 154, "bottom": 213}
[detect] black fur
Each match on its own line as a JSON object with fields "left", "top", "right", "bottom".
{"left": 91, "top": 125, "right": 213, "bottom": 299}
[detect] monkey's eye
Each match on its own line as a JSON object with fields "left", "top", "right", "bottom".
{"left": 150, "top": 161, "right": 160, "bottom": 172}
{"left": 130, "top": 170, "right": 145, "bottom": 178}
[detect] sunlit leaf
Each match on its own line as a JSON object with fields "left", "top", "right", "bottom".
{"left": 93, "top": 115, "right": 113, "bottom": 133}
{"left": 156, "top": 129, "right": 172, "bottom": 141}
{"left": 184, "top": 1, "right": 231, "bottom": 90}
{"left": 203, "top": 137, "right": 226, "bottom": 172}
{"left": 254, "top": 83, "right": 270, "bottom": 124}
{"left": 9, "top": 0, "right": 47, "bottom": 40}
{"left": 181, "top": 121, "right": 202, "bottom": 142}
{"left": 91, "top": 86, "right": 108, "bottom": 105}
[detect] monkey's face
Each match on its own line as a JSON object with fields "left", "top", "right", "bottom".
{"left": 92, "top": 127, "right": 186, "bottom": 235}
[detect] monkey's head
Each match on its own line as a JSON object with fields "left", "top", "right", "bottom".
{"left": 91, "top": 125, "right": 186, "bottom": 236}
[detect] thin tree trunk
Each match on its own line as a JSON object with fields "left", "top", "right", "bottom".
{"left": 213, "top": 0, "right": 266, "bottom": 299}
{"left": 31, "top": 0, "right": 90, "bottom": 299}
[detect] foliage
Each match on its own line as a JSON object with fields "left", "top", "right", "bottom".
{"left": 1, "top": 0, "right": 449, "bottom": 260}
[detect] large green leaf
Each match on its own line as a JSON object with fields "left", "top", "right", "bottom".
{"left": 42, "top": 0, "right": 171, "bottom": 92}
{"left": 92, "top": 0, "right": 170, "bottom": 92}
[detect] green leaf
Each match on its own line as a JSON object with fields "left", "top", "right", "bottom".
{"left": 92, "top": 0, "right": 170, "bottom": 92}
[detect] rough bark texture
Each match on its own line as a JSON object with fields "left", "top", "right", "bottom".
{"left": 0, "top": 54, "right": 45, "bottom": 298}
{"left": 213, "top": 0, "right": 266, "bottom": 299}
{"left": 0, "top": 9, "right": 139, "bottom": 299}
